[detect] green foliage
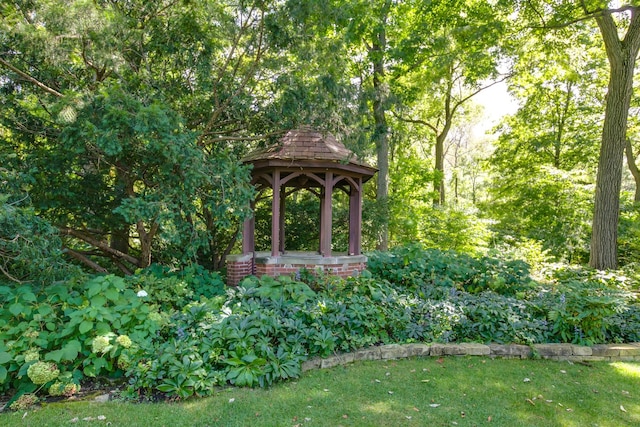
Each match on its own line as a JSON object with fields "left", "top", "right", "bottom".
{"left": 366, "top": 244, "right": 534, "bottom": 296}
{"left": 618, "top": 201, "right": 640, "bottom": 266}
{"left": 543, "top": 282, "right": 627, "bottom": 345}
{"left": 240, "top": 275, "right": 316, "bottom": 304}
{"left": 454, "top": 293, "right": 550, "bottom": 344}
{"left": 0, "top": 268, "right": 219, "bottom": 391}
{"left": 127, "top": 264, "right": 226, "bottom": 310}
{"left": 0, "top": 195, "right": 81, "bottom": 286}
{"left": 2, "top": 247, "right": 639, "bottom": 403}
{"left": 485, "top": 166, "right": 594, "bottom": 262}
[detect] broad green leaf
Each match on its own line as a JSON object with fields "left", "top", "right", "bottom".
{"left": 45, "top": 349, "right": 64, "bottom": 363}
{"left": 90, "top": 295, "right": 107, "bottom": 307}
{"left": 9, "top": 302, "right": 24, "bottom": 317}
{"left": 61, "top": 340, "right": 81, "bottom": 361}
{"left": 79, "top": 320, "right": 94, "bottom": 334}
{"left": 104, "top": 287, "right": 120, "bottom": 302}
{"left": 20, "top": 291, "right": 37, "bottom": 302}
{"left": 87, "top": 280, "right": 103, "bottom": 298}
{"left": 0, "top": 351, "right": 12, "bottom": 364}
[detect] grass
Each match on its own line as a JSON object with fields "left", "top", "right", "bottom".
{"left": 2, "top": 356, "right": 639, "bottom": 427}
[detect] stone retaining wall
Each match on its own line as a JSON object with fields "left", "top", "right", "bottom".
{"left": 301, "top": 342, "right": 640, "bottom": 372}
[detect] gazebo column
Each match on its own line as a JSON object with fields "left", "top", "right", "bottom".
{"left": 319, "top": 193, "right": 324, "bottom": 254}
{"left": 241, "top": 200, "right": 256, "bottom": 255}
{"left": 279, "top": 188, "right": 286, "bottom": 254}
{"left": 271, "top": 170, "right": 281, "bottom": 257}
{"left": 320, "top": 172, "right": 333, "bottom": 256}
{"left": 348, "top": 178, "right": 363, "bottom": 256}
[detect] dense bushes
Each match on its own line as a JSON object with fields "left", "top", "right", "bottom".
{"left": 0, "top": 266, "right": 225, "bottom": 401}
{"left": 1, "top": 245, "right": 639, "bottom": 404}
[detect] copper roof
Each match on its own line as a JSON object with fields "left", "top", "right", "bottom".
{"left": 242, "top": 127, "right": 373, "bottom": 169}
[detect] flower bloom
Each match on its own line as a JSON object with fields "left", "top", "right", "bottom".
{"left": 92, "top": 335, "right": 111, "bottom": 354}
{"left": 27, "top": 361, "right": 60, "bottom": 385}
{"left": 24, "top": 349, "right": 39, "bottom": 363}
{"left": 137, "top": 290, "right": 148, "bottom": 297}
{"left": 116, "top": 335, "right": 132, "bottom": 348}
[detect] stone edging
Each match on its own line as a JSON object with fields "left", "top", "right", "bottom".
{"left": 301, "top": 342, "right": 640, "bottom": 371}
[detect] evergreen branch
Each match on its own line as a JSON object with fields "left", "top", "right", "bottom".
{"left": 0, "top": 262, "right": 24, "bottom": 284}
{"left": 0, "top": 57, "right": 63, "bottom": 97}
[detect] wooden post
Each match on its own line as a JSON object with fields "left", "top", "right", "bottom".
{"left": 348, "top": 178, "right": 362, "bottom": 255}
{"left": 241, "top": 200, "right": 255, "bottom": 255}
{"left": 279, "top": 188, "right": 286, "bottom": 253}
{"left": 271, "top": 170, "right": 281, "bottom": 257}
{"left": 321, "top": 172, "right": 333, "bottom": 256}
{"left": 319, "top": 191, "right": 324, "bottom": 254}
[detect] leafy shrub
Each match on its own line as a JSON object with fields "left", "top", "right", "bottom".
{"left": 2, "top": 247, "right": 640, "bottom": 403}
{"left": 487, "top": 237, "right": 551, "bottom": 271}
{"left": 239, "top": 275, "right": 316, "bottom": 303}
{"left": 126, "top": 264, "right": 225, "bottom": 310}
{"left": 366, "top": 244, "right": 535, "bottom": 296}
{"left": 453, "top": 293, "right": 550, "bottom": 344}
{"left": 542, "top": 281, "right": 629, "bottom": 345}
{"left": 0, "top": 274, "right": 167, "bottom": 394}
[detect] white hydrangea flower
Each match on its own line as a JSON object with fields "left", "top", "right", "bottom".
{"left": 27, "top": 361, "right": 59, "bottom": 385}
{"left": 24, "top": 349, "right": 40, "bottom": 363}
{"left": 115, "top": 335, "right": 132, "bottom": 348}
{"left": 92, "top": 335, "right": 111, "bottom": 354}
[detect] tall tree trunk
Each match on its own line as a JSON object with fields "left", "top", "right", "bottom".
{"left": 136, "top": 220, "right": 158, "bottom": 268}
{"left": 433, "top": 67, "right": 454, "bottom": 206}
{"left": 111, "top": 166, "right": 131, "bottom": 254}
{"left": 625, "top": 139, "right": 640, "bottom": 203}
{"left": 553, "top": 81, "right": 573, "bottom": 168}
{"left": 110, "top": 226, "right": 130, "bottom": 255}
{"left": 434, "top": 132, "right": 446, "bottom": 205}
{"left": 589, "top": 9, "right": 640, "bottom": 270}
{"left": 371, "top": 2, "right": 391, "bottom": 251}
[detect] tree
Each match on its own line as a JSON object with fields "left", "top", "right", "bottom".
{"left": 0, "top": 166, "right": 80, "bottom": 285}
{"left": 519, "top": 1, "right": 640, "bottom": 269}
{"left": 625, "top": 138, "right": 640, "bottom": 202}
{"left": 0, "top": 0, "right": 270, "bottom": 272}
{"left": 390, "top": 0, "right": 511, "bottom": 205}
{"left": 487, "top": 19, "right": 606, "bottom": 260}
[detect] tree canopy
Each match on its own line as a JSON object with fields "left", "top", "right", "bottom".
{"left": 2, "top": 0, "right": 640, "bottom": 277}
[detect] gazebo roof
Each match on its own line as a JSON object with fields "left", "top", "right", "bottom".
{"left": 243, "top": 127, "right": 377, "bottom": 177}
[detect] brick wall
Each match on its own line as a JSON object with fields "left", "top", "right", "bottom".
{"left": 226, "top": 255, "right": 254, "bottom": 286}
{"left": 226, "top": 255, "right": 367, "bottom": 286}
{"left": 254, "top": 262, "right": 367, "bottom": 279}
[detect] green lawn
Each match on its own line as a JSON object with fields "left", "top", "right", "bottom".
{"left": 2, "top": 357, "right": 639, "bottom": 427}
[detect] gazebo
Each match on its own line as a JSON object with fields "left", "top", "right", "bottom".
{"left": 226, "top": 127, "right": 377, "bottom": 285}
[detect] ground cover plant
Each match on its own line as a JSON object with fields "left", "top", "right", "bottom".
{"left": 1, "top": 357, "right": 639, "bottom": 426}
{"left": 1, "top": 244, "right": 639, "bottom": 408}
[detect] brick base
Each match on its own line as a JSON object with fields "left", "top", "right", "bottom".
{"left": 254, "top": 262, "right": 367, "bottom": 279}
{"left": 226, "top": 254, "right": 254, "bottom": 286}
{"left": 226, "top": 252, "right": 367, "bottom": 286}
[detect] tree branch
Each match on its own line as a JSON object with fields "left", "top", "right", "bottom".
{"left": 391, "top": 110, "right": 438, "bottom": 133}
{"left": 0, "top": 57, "right": 63, "bottom": 97}
{"left": 451, "top": 73, "right": 513, "bottom": 116}
{"left": 199, "top": 130, "right": 284, "bottom": 142}
{"left": 60, "top": 227, "right": 140, "bottom": 266}
{"left": 63, "top": 247, "right": 109, "bottom": 273}
{"left": 0, "top": 262, "right": 24, "bottom": 284}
